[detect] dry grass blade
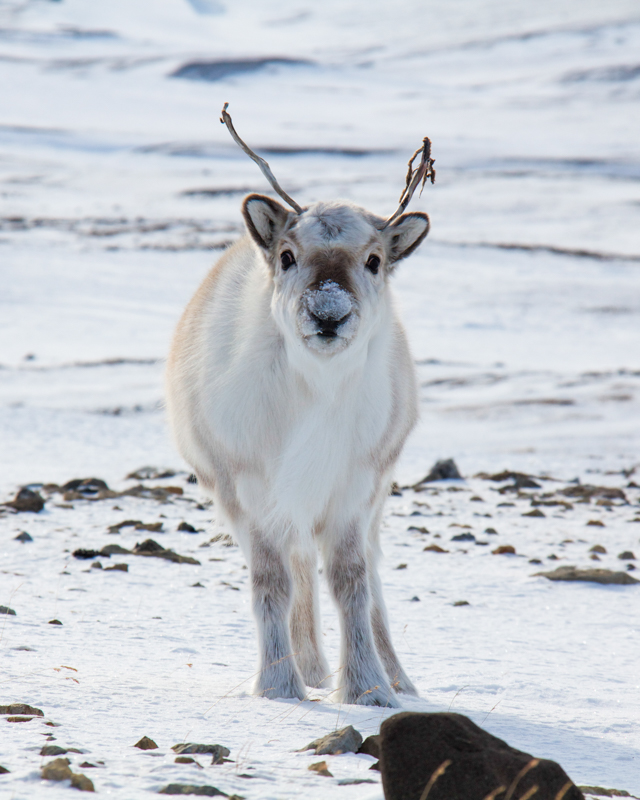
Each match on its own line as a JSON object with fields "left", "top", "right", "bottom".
{"left": 505, "top": 759, "right": 540, "bottom": 800}
{"left": 483, "top": 786, "right": 507, "bottom": 800}
{"left": 418, "top": 759, "right": 452, "bottom": 800}
{"left": 384, "top": 136, "right": 435, "bottom": 228}
{"left": 519, "top": 786, "right": 539, "bottom": 800}
{"left": 220, "top": 103, "right": 303, "bottom": 214}
{"left": 554, "top": 781, "right": 575, "bottom": 800}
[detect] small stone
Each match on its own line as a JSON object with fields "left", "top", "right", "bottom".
{"left": 191, "top": 582, "right": 205, "bottom": 587}
{"left": 587, "top": 520, "right": 605, "bottom": 527}
{"left": 41, "top": 745, "right": 68, "bottom": 756}
{"left": 337, "top": 778, "right": 377, "bottom": 785}
{"left": 451, "top": 532, "right": 475, "bottom": 542}
{"left": 178, "top": 522, "right": 197, "bottom": 533}
{"left": 523, "top": 509, "right": 545, "bottom": 518}
{"left": 301, "top": 725, "right": 363, "bottom": 756}
{"left": 413, "top": 459, "right": 462, "bottom": 485}
{"left": 158, "top": 785, "right": 229, "bottom": 796}
{"left": 492, "top": 545, "right": 516, "bottom": 555}
{"left": 61, "top": 478, "right": 109, "bottom": 495}
{"left": 7, "top": 715, "right": 33, "bottom": 722}
{"left": 0, "top": 765, "right": 10, "bottom": 773}
{"left": 409, "top": 596, "right": 420, "bottom": 602}
{"left": 48, "top": 619, "right": 63, "bottom": 625}
{"left": 395, "top": 563, "right": 407, "bottom": 570}
{"left": 5, "top": 487, "right": 45, "bottom": 513}
{"left": 590, "top": 545, "right": 607, "bottom": 554}
{"left": 358, "top": 735, "right": 380, "bottom": 759}
{"left": 100, "top": 544, "right": 130, "bottom": 556}
{"left": 175, "top": 757, "right": 202, "bottom": 765}
{"left": 578, "top": 787, "right": 633, "bottom": 798}
{"left": 70, "top": 773, "right": 95, "bottom": 792}
{"left": 0, "top": 606, "right": 16, "bottom": 616}
{"left": 534, "top": 566, "right": 639, "bottom": 585}
{"left": 41, "top": 757, "right": 72, "bottom": 781}
{"left": 590, "top": 554, "right": 601, "bottom": 561}
{"left": 91, "top": 562, "right": 103, "bottom": 569}
{"left": 618, "top": 551, "right": 636, "bottom": 560}
{"left": 547, "top": 554, "right": 559, "bottom": 560}
{"left": 484, "top": 527, "right": 498, "bottom": 535}
{"left": 529, "top": 559, "right": 542, "bottom": 564}
{"left": 453, "top": 600, "right": 470, "bottom": 607}
{"left": 135, "top": 522, "right": 163, "bottom": 532}
{"left": 73, "top": 549, "right": 102, "bottom": 560}
{"left": 308, "top": 761, "right": 333, "bottom": 777}
{"left": 135, "top": 736, "right": 158, "bottom": 750}
{"left": 423, "top": 544, "right": 448, "bottom": 553}
{"left": 79, "top": 762, "right": 98, "bottom": 768}
{"left": 107, "top": 519, "right": 143, "bottom": 533}
{"left": 407, "top": 526, "right": 429, "bottom": 534}
{"left": 470, "top": 496, "right": 484, "bottom": 502}
{"left": 172, "top": 744, "right": 230, "bottom": 765}
{"left": 14, "top": 531, "right": 33, "bottom": 542}
{"left": 104, "top": 563, "right": 128, "bottom": 572}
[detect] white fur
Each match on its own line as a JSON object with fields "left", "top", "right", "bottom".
{"left": 166, "top": 196, "right": 429, "bottom": 705}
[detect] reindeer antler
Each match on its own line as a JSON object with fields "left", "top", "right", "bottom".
{"left": 220, "top": 103, "right": 303, "bottom": 214}
{"left": 383, "top": 137, "right": 435, "bottom": 228}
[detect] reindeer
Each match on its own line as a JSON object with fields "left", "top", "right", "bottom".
{"left": 166, "top": 106, "right": 435, "bottom": 706}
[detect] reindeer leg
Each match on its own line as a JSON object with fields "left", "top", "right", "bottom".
{"left": 251, "top": 533, "right": 305, "bottom": 700}
{"left": 324, "top": 521, "right": 400, "bottom": 707}
{"left": 369, "top": 554, "right": 418, "bottom": 696}
{"left": 290, "top": 550, "right": 331, "bottom": 689}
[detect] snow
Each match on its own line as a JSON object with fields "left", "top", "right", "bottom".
{"left": 1, "top": 0, "right": 639, "bottom": 797}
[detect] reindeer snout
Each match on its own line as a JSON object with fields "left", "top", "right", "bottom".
{"left": 304, "top": 281, "right": 354, "bottom": 338}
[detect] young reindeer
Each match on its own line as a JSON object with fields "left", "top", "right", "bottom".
{"left": 166, "top": 105, "right": 435, "bottom": 707}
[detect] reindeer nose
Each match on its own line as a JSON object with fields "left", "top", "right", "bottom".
{"left": 305, "top": 281, "right": 353, "bottom": 337}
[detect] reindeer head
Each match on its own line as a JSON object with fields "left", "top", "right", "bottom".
{"left": 242, "top": 195, "right": 429, "bottom": 355}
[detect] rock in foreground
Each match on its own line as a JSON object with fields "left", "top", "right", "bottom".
{"left": 378, "top": 712, "right": 584, "bottom": 800}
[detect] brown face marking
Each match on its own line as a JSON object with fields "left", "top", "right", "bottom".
{"left": 307, "top": 248, "right": 357, "bottom": 296}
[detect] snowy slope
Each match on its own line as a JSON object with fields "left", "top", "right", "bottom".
{"left": 1, "top": 0, "right": 639, "bottom": 796}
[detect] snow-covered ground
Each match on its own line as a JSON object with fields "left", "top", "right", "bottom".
{"left": 1, "top": 0, "right": 639, "bottom": 797}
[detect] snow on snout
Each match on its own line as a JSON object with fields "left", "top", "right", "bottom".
{"left": 304, "top": 281, "right": 353, "bottom": 321}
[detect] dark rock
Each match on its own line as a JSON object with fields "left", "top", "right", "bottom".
{"left": 453, "top": 600, "right": 470, "bottom": 607}
{"left": 378, "top": 712, "right": 583, "bottom": 800}
{"left": 618, "top": 551, "right": 636, "bottom": 560}
{"left": 407, "top": 526, "right": 429, "bottom": 534}
{"left": 107, "top": 519, "right": 142, "bottom": 533}
{"left": 172, "top": 744, "right": 230, "bottom": 764}
{"left": 529, "top": 559, "right": 542, "bottom": 564}
{"left": 100, "top": 544, "right": 130, "bottom": 556}
{"left": 590, "top": 545, "right": 607, "bottom": 554}
{"left": 337, "top": 778, "right": 377, "bottom": 785}
{"left": 48, "top": 619, "right": 63, "bottom": 625}
{"left": 534, "top": 566, "right": 639, "bottom": 585}
{"left": 395, "top": 563, "right": 408, "bottom": 570}
{"left": 158, "top": 784, "right": 229, "bottom": 796}
{"left": 171, "top": 56, "right": 310, "bottom": 83}
{"left": 73, "top": 549, "right": 103, "bottom": 560}
{"left": 523, "top": 509, "right": 545, "bottom": 517}
{"left": 560, "top": 485, "right": 627, "bottom": 503}
{"left": 390, "top": 482, "right": 402, "bottom": 496}
{"left": 451, "top": 532, "right": 475, "bottom": 542}
{"left": 104, "top": 563, "right": 128, "bottom": 572}
{"left": 91, "top": 562, "right": 103, "bottom": 569}
{"left": 188, "top": 474, "right": 198, "bottom": 484}
{"left": 7, "top": 715, "right": 34, "bottom": 722}
{"left": 175, "top": 756, "right": 199, "bottom": 765}
{"left": 41, "top": 757, "right": 71, "bottom": 780}
{"left": 40, "top": 745, "right": 68, "bottom": 756}
{"left": 135, "top": 736, "right": 158, "bottom": 750}
{"left": 308, "top": 761, "right": 333, "bottom": 777}
{"left": 484, "top": 527, "right": 498, "bottom": 534}
{"left": 0, "top": 606, "right": 16, "bottom": 616}
{"left": 0, "top": 765, "right": 10, "bottom": 773}
{"left": 14, "top": 531, "right": 33, "bottom": 542}
{"left": 178, "top": 522, "right": 197, "bottom": 532}
{"left": 5, "top": 488, "right": 45, "bottom": 513}
{"left": 301, "top": 725, "right": 363, "bottom": 755}
{"left": 134, "top": 539, "right": 200, "bottom": 565}
{"left": 126, "top": 467, "right": 176, "bottom": 480}
{"left": 135, "top": 522, "right": 163, "bottom": 532}
{"left": 79, "top": 762, "right": 99, "bottom": 768}
{"left": 0, "top": 703, "right": 43, "bottom": 716}
{"left": 70, "top": 773, "right": 95, "bottom": 792}
{"left": 414, "top": 459, "right": 462, "bottom": 485}
{"left": 191, "top": 582, "right": 205, "bottom": 588}
{"left": 423, "top": 544, "right": 448, "bottom": 553}
{"left": 492, "top": 545, "right": 516, "bottom": 555}
{"left": 61, "top": 478, "right": 109, "bottom": 495}
{"left": 358, "top": 735, "right": 380, "bottom": 759}
{"left": 587, "top": 520, "right": 605, "bottom": 527}
{"left": 578, "top": 786, "right": 633, "bottom": 797}
{"left": 409, "top": 596, "right": 421, "bottom": 602}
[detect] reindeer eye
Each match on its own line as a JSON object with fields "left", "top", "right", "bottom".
{"left": 280, "top": 250, "right": 295, "bottom": 270}
{"left": 366, "top": 254, "right": 380, "bottom": 274}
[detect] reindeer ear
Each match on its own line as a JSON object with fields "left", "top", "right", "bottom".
{"left": 242, "top": 194, "right": 291, "bottom": 250}
{"left": 384, "top": 212, "right": 430, "bottom": 264}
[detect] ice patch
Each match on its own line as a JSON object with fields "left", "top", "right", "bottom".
{"left": 305, "top": 281, "right": 353, "bottom": 321}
